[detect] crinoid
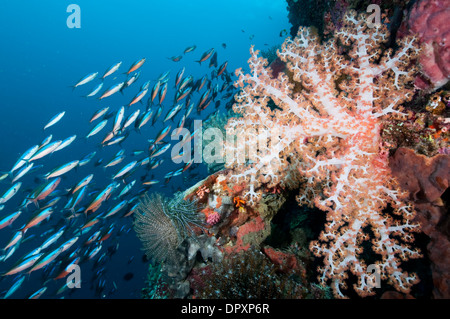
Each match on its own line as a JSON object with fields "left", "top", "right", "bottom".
{"left": 134, "top": 192, "right": 203, "bottom": 264}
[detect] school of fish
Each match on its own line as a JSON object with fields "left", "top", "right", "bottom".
{"left": 0, "top": 45, "right": 236, "bottom": 298}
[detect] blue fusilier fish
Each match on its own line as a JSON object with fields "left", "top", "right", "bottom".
{"left": 140, "top": 80, "right": 151, "bottom": 91}
{"left": 175, "top": 67, "right": 185, "bottom": 87}
{"left": 54, "top": 135, "right": 77, "bottom": 152}
{"left": 136, "top": 109, "right": 153, "bottom": 130}
{"left": 39, "top": 136, "right": 53, "bottom": 149}
{"left": 71, "top": 72, "right": 98, "bottom": 90}
{"left": 152, "top": 105, "right": 163, "bottom": 125}
{"left": 71, "top": 174, "right": 94, "bottom": 194}
{"left": 65, "top": 186, "right": 87, "bottom": 213}
{"left": 149, "top": 80, "right": 161, "bottom": 105}
{"left": 197, "top": 75, "right": 208, "bottom": 91}
{"left": 209, "top": 51, "right": 218, "bottom": 68}
{"left": 175, "top": 86, "right": 192, "bottom": 103}
{"left": 122, "top": 109, "right": 141, "bottom": 130}
{"left": 56, "top": 237, "right": 79, "bottom": 254}
{"left": 3, "top": 230, "right": 24, "bottom": 253}
{"left": 11, "top": 163, "right": 34, "bottom": 183}
{"left": 178, "top": 75, "right": 193, "bottom": 92}
{"left": 44, "top": 160, "right": 79, "bottom": 180}
{"left": 86, "top": 120, "right": 108, "bottom": 139}
{"left": 79, "top": 151, "right": 96, "bottom": 166}
{"left": 102, "top": 61, "right": 122, "bottom": 79}
{"left": 183, "top": 45, "right": 196, "bottom": 54}
{"left": 85, "top": 182, "right": 119, "bottom": 213}
{"left": 125, "top": 58, "right": 146, "bottom": 74}
{"left": 0, "top": 182, "right": 22, "bottom": 205}
{"left": 163, "top": 104, "right": 183, "bottom": 122}
{"left": 28, "top": 140, "right": 62, "bottom": 162}
{"left": 0, "top": 210, "right": 22, "bottom": 230}
{"left": 28, "top": 247, "right": 64, "bottom": 274}
{"left": 10, "top": 145, "right": 39, "bottom": 174}
{"left": 112, "top": 161, "right": 137, "bottom": 180}
{"left": 186, "top": 102, "right": 195, "bottom": 118}
{"left": 142, "top": 179, "right": 159, "bottom": 186}
{"left": 21, "top": 207, "right": 54, "bottom": 233}
{"left": 167, "top": 55, "right": 182, "bottom": 62}
{"left": 43, "top": 111, "right": 65, "bottom": 130}
{"left": 104, "top": 134, "right": 126, "bottom": 146}
{"left": 99, "top": 82, "right": 125, "bottom": 100}
{"left": 28, "top": 287, "right": 47, "bottom": 299}
{"left": 3, "top": 276, "right": 25, "bottom": 298}
{"left": 37, "top": 228, "right": 65, "bottom": 252}
{"left": 26, "top": 177, "right": 61, "bottom": 207}
{"left": 121, "top": 71, "right": 140, "bottom": 92}
{"left": 154, "top": 125, "right": 171, "bottom": 144}
{"left": 3, "top": 253, "right": 44, "bottom": 276}
{"left": 195, "top": 48, "right": 215, "bottom": 65}
{"left": 217, "top": 60, "right": 228, "bottom": 77}
{"left": 82, "top": 82, "right": 104, "bottom": 98}
{"left": 150, "top": 143, "right": 171, "bottom": 158}
{"left": 90, "top": 107, "right": 109, "bottom": 123}
{"left": 116, "top": 180, "right": 136, "bottom": 198}
{"left": 103, "top": 155, "right": 126, "bottom": 169}
{"left": 158, "top": 81, "right": 168, "bottom": 105}
{"left": 128, "top": 89, "right": 148, "bottom": 106}
{"left": 113, "top": 106, "right": 125, "bottom": 134}
{"left": 157, "top": 70, "right": 170, "bottom": 82}
{"left": 86, "top": 245, "right": 103, "bottom": 261}
{"left": 103, "top": 200, "right": 128, "bottom": 218}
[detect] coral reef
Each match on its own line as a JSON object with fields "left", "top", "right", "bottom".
{"left": 287, "top": 0, "right": 411, "bottom": 39}
{"left": 390, "top": 147, "right": 450, "bottom": 299}
{"left": 190, "top": 247, "right": 308, "bottom": 299}
{"left": 141, "top": 261, "right": 170, "bottom": 299}
{"left": 380, "top": 109, "right": 450, "bottom": 157}
{"left": 400, "top": 0, "right": 450, "bottom": 90}
{"left": 224, "top": 11, "right": 422, "bottom": 298}
{"left": 286, "top": 0, "right": 329, "bottom": 38}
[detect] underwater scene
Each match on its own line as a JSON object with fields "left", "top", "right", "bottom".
{"left": 0, "top": 0, "right": 448, "bottom": 302}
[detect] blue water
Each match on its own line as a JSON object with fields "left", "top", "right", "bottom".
{"left": 0, "top": 0, "right": 290, "bottom": 298}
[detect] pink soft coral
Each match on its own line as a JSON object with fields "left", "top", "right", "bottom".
{"left": 205, "top": 210, "right": 221, "bottom": 226}
{"left": 225, "top": 11, "right": 422, "bottom": 298}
